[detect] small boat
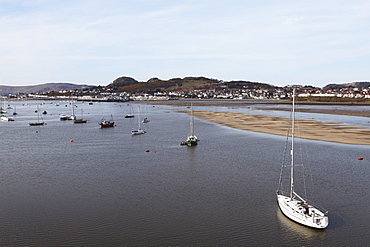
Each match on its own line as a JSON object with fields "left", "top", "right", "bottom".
{"left": 59, "top": 114, "right": 71, "bottom": 120}
{"left": 73, "top": 109, "right": 87, "bottom": 124}
{"left": 74, "top": 119, "right": 87, "bottom": 124}
{"left": 276, "top": 88, "right": 329, "bottom": 229}
{"left": 99, "top": 115, "right": 114, "bottom": 128}
{"left": 29, "top": 122, "right": 45, "bottom": 126}
{"left": 1, "top": 115, "right": 14, "bottom": 121}
{"left": 142, "top": 117, "right": 150, "bottom": 123}
{"left": 12, "top": 106, "right": 18, "bottom": 115}
{"left": 131, "top": 106, "right": 146, "bottom": 135}
{"left": 29, "top": 106, "right": 45, "bottom": 126}
{"left": 181, "top": 103, "right": 198, "bottom": 146}
{"left": 125, "top": 104, "right": 135, "bottom": 118}
{"left": 42, "top": 110, "right": 47, "bottom": 115}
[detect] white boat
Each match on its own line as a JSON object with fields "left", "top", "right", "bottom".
{"left": 70, "top": 100, "right": 76, "bottom": 120}
{"left": 181, "top": 103, "right": 198, "bottom": 146}
{"left": 131, "top": 106, "right": 145, "bottom": 135}
{"left": 276, "top": 88, "right": 329, "bottom": 229}
{"left": 1, "top": 115, "right": 14, "bottom": 121}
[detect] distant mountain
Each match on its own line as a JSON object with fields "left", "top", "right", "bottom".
{"left": 0, "top": 83, "right": 92, "bottom": 95}
{"left": 107, "top": 76, "right": 275, "bottom": 92}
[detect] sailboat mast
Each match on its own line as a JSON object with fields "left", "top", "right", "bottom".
{"left": 290, "top": 88, "right": 296, "bottom": 199}
{"left": 190, "top": 103, "right": 194, "bottom": 136}
{"left": 138, "top": 106, "right": 141, "bottom": 129}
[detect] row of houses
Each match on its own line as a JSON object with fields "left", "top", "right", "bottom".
{"left": 6, "top": 84, "right": 370, "bottom": 101}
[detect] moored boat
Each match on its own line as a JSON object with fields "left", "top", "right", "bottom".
{"left": 276, "top": 88, "right": 329, "bottom": 229}
{"left": 131, "top": 106, "right": 145, "bottom": 135}
{"left": 29, "top": 105, "right": 45, "bottom": 126}
{"left": 181, "top": 103, "right": 199, "bottom": 146}
{"left": 73, "top": 109, "right": 87, "bottom": 123}
{"left": 99, "top": 115, "right": 114, "bottom": 128}
{"left": 1, "top": 115, "right": 14, "bottom": 121}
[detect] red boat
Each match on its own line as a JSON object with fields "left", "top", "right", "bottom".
{"left": 99, "top": 115, "right": 114, "bottom": 128}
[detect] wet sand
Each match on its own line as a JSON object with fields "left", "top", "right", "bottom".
{"left": 188, "top": 110, "right": 370, "bottom": 145}
{"left": 139, "top": 100, "right": 370, "bottom": 145}
{"left": 144, "top": 100, "right": 370, "bottom": 117}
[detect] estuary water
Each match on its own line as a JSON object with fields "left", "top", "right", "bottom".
{"left": 0, "top": 100, "right": 369, "bottom": 246}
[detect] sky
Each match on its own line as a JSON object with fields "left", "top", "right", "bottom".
{"left": 1, "top": 0, "right": 369, "bottom": 87}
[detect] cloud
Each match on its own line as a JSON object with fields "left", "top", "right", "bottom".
{"left": 0, "top": 0, "right": 369, "bottom": 86}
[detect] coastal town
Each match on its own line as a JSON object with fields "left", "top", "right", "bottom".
{"left": 5, "top": 80, "right": 370, "bottom": 102}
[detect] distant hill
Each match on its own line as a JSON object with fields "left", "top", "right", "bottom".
{"left": 323, "top": 81, "right": 370, "bottom": 89}
{"left": 107, "top": 76, "right": 275, "bottom": 92}
{"left": 0, "top": 83, "right": 92, "bottom": 95}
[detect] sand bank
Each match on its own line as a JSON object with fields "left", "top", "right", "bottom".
{"left": 142, "top": 100, "right": 370, "bottom": 117}
{"left": 189, "top": 110, "right": 370, "bottom": 145}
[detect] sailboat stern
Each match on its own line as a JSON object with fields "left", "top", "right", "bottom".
{"left": 276, "top": 194, "right": 329, "bottom": 229}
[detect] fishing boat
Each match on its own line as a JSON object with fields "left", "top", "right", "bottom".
{"left": 29, "top": 106, "right": 45, "bottom": 126}
{"left": 276, "top": 88, "right": 329, "bottom": 229}
{"left": 99, "top": 115, "right": 114, "bottom": 128}
{"left": 131, "top": 106, "right": 146, "bottom": 135}
{"left": 73, "top": 109, "right": 87, "bottom": 123}
{"left": 181, "top": 103, "right": 198, "bottom": 146}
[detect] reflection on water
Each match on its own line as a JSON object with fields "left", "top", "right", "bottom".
{"left": 277, "top": 208, "right": 327, "bottom": 243}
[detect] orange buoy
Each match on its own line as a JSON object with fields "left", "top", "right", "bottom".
{"left": 70, "top": 140, "right": 74, "bottom": 142}
{"left": 358, "top": 157, "right": 363, "bottom": 160}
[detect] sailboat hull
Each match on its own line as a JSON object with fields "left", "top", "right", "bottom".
{"left": 131, "top": 129, "right": 145, "bottom": 135}
{"left": 99, "top": 121, "right": 114, "bottom": 128}
{"left": 185, "top": 140, "right": 197, "bottom": 146}
{"left": 277, "top": 194, "right": 329, "bottom": 229}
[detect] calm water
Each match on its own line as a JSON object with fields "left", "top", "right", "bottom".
{"left": 0, "top": 101, "right": 369, "bottom": 246}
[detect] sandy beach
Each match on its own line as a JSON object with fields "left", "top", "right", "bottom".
{"left": 140, "top": 100, "right": 370, "bottom": 145}
{"left": 189, "top": 110, "right": 370, "bottom": 145}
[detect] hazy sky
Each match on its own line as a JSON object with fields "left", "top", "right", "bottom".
{"left": 1, "top": 0, "right": 369, "bottom": 87}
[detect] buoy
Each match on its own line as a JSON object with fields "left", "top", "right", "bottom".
{"left": 358, "top": 157, "right": 363, "bottom": 160}
{"left": 145, "top": 150, "right": 150, "bottom": 152}
{"left": 36, "top": 131, "right": 38, "bottom": 133}
{"left": 70, "top": 140, "right": 74, "bottom": 142}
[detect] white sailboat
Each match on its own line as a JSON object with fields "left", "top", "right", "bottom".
{"left": 1, "top": 99, "right": 14, "bottom": 121}
{"left": 131, "top": 106, "right": 145, "bottom": 135}
{"left": 70, "top": 99, "right": 76, "bottom": 120}
{"left": 181, "top": 103, "right": 198, "bottom": 146}
{"left": 276, "top": 88, "right": 329, "bottom": 229}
